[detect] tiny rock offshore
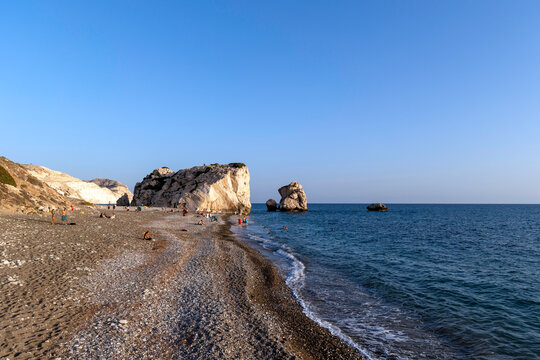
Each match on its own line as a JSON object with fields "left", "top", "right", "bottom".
{"left": 265, "top": 199, "right": 278, "bottom": 211}
{"left": 131, "top": 163, "right": 251, "bottom": 214}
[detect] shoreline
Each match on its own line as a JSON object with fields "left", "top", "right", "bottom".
{"left": 0, "top": 209, "right": 364, "bottom": 359}
{"left": 217, "top": 218, "right": 365, "bottom": 359}
{"left": 233, "top": 225, "right": 373, "bottom": 359}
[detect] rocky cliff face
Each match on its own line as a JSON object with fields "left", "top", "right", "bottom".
{"left": 0, "top": 156, "right": 68, "bottom": 212}
{"left": 25, "top": 165, "right": 121, "bottom": 205}
{"left": 131, "top": 164, "right": 251, "bottom": 214}
{"left": 116, "top": 193, "right": 130, "bottom": 206}
{"left": 88, "top": 178, "right": 133, "bottom": 203}
{"left": 278, "top": 181, "right": 308, "bottom": 211}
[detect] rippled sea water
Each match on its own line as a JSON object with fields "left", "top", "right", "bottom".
{"left": 234, "top": 204, "right": 540, "bottom": 360}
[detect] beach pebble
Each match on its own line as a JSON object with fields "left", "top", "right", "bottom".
{"left": 119, "top": 319, "right": 128, "bottom": 325}
{"left": 7, "top": 275, "right": 24, "bottom": 286}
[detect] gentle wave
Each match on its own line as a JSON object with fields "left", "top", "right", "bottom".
{"left": 244, "top": 232, "right": 374, "bottom": 359}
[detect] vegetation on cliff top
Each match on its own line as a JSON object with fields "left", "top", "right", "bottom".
{"left": 228, "top": 163, "right": 246, "bottom": 168}
{"left": 0, "top": 165, "right": 17, "bottom": 187}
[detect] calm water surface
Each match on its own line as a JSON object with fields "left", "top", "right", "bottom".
{"left": 234, "top": 204, "right": 540, "bottom": 360}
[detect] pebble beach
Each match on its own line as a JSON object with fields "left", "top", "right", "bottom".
{"left": 0, "top": 208, "right": 363, "bottom": 359}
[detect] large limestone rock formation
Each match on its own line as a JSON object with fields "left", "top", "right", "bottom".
{"left": 278, "top": 182, "right": 308, "bottom": 212}
{"left": 266, "top": 199, "right": 278, "bottom": 211}
{"left": 131, "top": 164, "right": 251, "bottom": 214}
{"left": 25, "top": 165, "right": 120, "bottom": 205}
{"left": 0, "top": 156, "right": 68, "bottom": 212}
{"left": 89, "top": 178, "right": 133, "bottom": 203}
{"left": 130, "top": 167, "right": 174, "bottom": 206}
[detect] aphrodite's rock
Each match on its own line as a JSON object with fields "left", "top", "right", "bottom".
{"left": 278, "top": 182, "right": 308, "bottom": 212}
{"left": 24, "top": 165, "right": 120, "bottom": 204}
{"left": 89, "top": 178, "right": 133, "bottom": 203}
{"left": 116, "top": 193, "right": 130, "bottom": 206}
{"left": 367, "top": 203, "right": 388, "bottom": 211}
{"left": 131, "top": 163, "right": 251, "bottom": 214}
{"left": 266, "top": 199, "right": 278, "bottom": 211}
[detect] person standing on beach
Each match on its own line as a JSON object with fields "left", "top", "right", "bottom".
{"left": 51, "top": 209, "right": 56, "bottom": 226}
{"left": 61, "top": 208, "right": 67, "bottom": 225}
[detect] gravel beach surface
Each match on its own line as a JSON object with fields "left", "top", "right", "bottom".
{"left": 0, "top": 208, "right": 364, "bottom": 359}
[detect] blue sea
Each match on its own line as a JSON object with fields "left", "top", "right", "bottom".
{"left": 234, "top": 204, "right": 540, "bottom": 360}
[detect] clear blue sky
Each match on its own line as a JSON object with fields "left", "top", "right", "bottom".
{"left": 2, "top": 1, "right": 540, "bottom": 203}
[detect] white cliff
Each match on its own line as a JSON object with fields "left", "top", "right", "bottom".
{"left": 88, "top": 178, "right": 133, "bottom": 203}
{"left": 24, "top": 165, "right": 122, "bottom": 205}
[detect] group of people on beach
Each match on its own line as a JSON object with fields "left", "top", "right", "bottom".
{"left": 197, "top": 211, "right": 218, "bottom": 225}
{"left": 51, "top": 207, "right": 69, "bottom": 225}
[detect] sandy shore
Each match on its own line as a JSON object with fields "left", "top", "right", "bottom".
{"left": 0, "top": 208, "right": 364, "bottom": 359}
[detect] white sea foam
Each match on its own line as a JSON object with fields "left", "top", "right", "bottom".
{"left": 245, "top": 231, "right": 375, "bottom": 360}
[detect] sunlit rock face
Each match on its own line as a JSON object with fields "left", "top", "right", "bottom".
{"left": 24, "top": 165, "right": 121, "bottom": 205}
{"left": 278, "top": 182, "right": 308, "bottom": 212}
{"left": 88, "top": 178, "right": 133, "bottom": 204}
{"left": 131, "top": 164, "right": 251, "bottom": 214}
{"left": 0, "top": 156, "right": 68, "bottom": 211}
